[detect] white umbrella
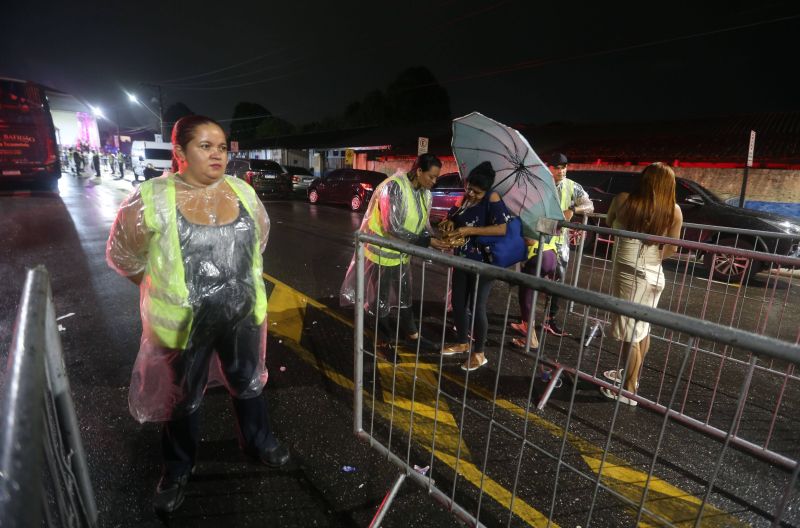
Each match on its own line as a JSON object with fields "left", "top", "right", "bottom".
{"left": 451, "top": 111, "right": 563, "bottom": 238}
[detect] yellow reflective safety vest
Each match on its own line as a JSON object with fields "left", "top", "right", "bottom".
{"left": 140, "top": 174, "right": 267, "bottom": 349}
{"left": 364, "top": 173, "right": 430, "bottom": 267}
{"left": 555, "top": 178, "right": 575, "bottom": 246}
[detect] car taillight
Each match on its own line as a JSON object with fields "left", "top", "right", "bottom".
{"left": 360, "top": 183, "right": 373, "bottom": 191}
{"left": 292, "top": 175, "right": 300, "bottom": 183}
{"left": 245, "top": 170, "right": 255, "bottom": 184}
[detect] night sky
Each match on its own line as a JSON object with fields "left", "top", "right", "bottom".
{"left": 2, "top": 0, "right": 798, "bottom": 133}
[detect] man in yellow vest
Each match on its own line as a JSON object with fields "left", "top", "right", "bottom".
{"left": 543, "top": 152, "right": 594, "bottom": 336}
{"left": 341, "top": 153, "right": 447, "bottom": 355}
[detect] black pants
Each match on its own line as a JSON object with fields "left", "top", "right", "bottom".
{"left": 452, "top": 268, "right": 494, "bottom": 351}
{"left": 375, "top": 263, "right": 417, "bottom": 341}
{"left": 162, "top": 394, "right": 276, "bottom": 478}
{"left": 547, "top": 250, "right": 568, "bottom": 319}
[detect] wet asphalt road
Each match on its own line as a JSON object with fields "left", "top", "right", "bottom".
{"left": 0, "top": 172, "right": 798, "bottom": 527}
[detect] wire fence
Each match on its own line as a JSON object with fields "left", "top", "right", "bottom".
{"left": 352, "top": 231, "right": 800, "bottom": 528}
{"left": 0, "top": 266, "right": 98, "bottom": 528}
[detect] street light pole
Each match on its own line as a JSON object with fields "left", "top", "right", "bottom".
{"left": 126, "top": 90, "right": 163, "bottom": 140}
{"left": 141, "top": 83, "right": 165, "bottom": 139}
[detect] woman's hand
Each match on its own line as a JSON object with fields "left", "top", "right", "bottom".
{"left": 430, "top": 238, "right": 449, "bottom": 250}
{"left": 438, "top": 219, "right": 455, "bottom": 232}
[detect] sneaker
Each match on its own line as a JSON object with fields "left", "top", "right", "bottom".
{"left": 603, "top": 369, "right": 639, "bottom": 389}
{"left": 600, "top": 386, "right": 638, "bottom": 406}
{"left": 543, "top": 318, "right": 569, "bottom": 337}
{"left": 509, "top": 321, "right": 528, "bottom": 336}
{"left": 461, "top": 355, "right": 488, "bottom": 372}
{"left": 442, "top": 342, "right": 469, "bottom": 356}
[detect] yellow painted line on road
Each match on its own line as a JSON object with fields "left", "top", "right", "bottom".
{"left": 437, "top": 371, "right": 748, "bottom": 528}
{"left": 263, "top": 272, "right": 746, "bottom": 527}
{"left": 264, "top": 272, "right": 557, "bottom": 527}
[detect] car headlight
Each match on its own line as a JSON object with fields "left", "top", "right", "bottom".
{"left": 762, "top": 218, "right": 800, "bottom": 235}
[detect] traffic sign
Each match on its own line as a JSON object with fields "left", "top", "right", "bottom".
{"left": 746, "top": 130, "right": 755, "bottom": 168}
{"left": 417, "top": 137, "right": 429, "bottom": 155}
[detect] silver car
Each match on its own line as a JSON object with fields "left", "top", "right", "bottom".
{"left": 286, "top": 165, "right": 317, "bottom": 192}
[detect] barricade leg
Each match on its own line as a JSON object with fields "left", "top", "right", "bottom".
{"left": 369, "top": 473, "right": 407, "bottom": 528}
{"left": 536, "top": 366, "right": 564, "bottom": 410}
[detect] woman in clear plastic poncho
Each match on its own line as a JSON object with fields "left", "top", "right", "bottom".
{"left": 106, "top": 115, "right": 289, "bottom": 515}
{"left": 340, "top": 154, "right": 448, "bottom": 352}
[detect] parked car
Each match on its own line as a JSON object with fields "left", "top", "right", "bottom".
{"left": 285, "top": 165, "right": 317, "bottom": 192}
{"left": 226, "top": 159, "right": 292, "bottom": 197}
{"left": 307, "top": 168, "right": 387, "bottom": 211}
{"left": 568, "top": 170, "right": 800, "bottom": 281}
{"left": 430, "top": 172, "right": 464, "bottom": 222}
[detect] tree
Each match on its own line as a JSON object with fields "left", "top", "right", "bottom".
{"left": 229, "top": 102, "right": 272, "bottom": 142}
{"left": 163, "top": 102, "right": 194, "bottom": 130}
{"left": 385, "top": 67, "right": 451, "bottom": 124}
{"left": 255, "top": 116, "right": 295, "bottom": 138}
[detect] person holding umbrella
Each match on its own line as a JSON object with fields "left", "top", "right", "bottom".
{"left": 440, "top": 161, "right": 512, "bottom": 371}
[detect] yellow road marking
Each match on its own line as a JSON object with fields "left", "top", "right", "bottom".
{"left": 265, "top": 273, "right": 557, "bottom": 527}
{"left": 263, "top": 272, "right": 746, "bottom": 527}
{"left": 438, "top": 371, "right": 748, "bottom": 527}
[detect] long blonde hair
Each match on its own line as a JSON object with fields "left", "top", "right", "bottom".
{"left": 618, "top": 162, "right": 676, "bottom": 240}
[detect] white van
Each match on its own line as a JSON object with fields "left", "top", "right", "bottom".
{"left": 131, "top": 141, "right": 173, "bottom": 178}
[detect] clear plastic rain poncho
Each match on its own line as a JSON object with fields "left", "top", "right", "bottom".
{"left": 106, "top": 173, "right": 270, "bottom": 423}
{"left": 340, "top": 172, "right": 432, "bottom": 318}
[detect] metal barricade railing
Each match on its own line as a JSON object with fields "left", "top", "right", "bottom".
{"left": 0, "top": 266, "right": 98, "bottom": 528}
{"left": 555, "top": 219, "right": 800, "bottom": 463}
{"left": 352, "top": 232, "right": 800, "bottom": 528}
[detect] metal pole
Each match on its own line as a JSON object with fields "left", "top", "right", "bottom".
{"left": 0, "top": 267, "right": 48, "bottom": 528}
{"left": 738, "top": 130, "right": 756, "bottom": 208}
{"left": 738, "top": 164, "right": 750, "bottom": 208}
{"left": 354, "top": 236, "right": 365, "bottom": 435}
{"left": 369, "top": 473, "right": 406, "bottom": 528}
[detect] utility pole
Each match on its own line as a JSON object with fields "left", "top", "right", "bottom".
{"left": 738, "top": 130, "right": 756, "bottom": 208}
{"left": 141, "top": 83, "right": 165, "bottom": 139}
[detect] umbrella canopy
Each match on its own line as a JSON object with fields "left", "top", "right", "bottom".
{"left": 451, "top": 112, "right": 563, "bottom": 238}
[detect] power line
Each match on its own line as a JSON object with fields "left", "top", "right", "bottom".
{"left": 155, "top": 48, "right": 286, "bottom": 84}
{"left": 437, "top": 13, "right": 800, "bottom": 85}
{"left": 152, "top": 0, "right": 518, "bottom": 90}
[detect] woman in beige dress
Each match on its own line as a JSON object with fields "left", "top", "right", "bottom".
{"left": 601, "top": 162, "right": 683, "bottom": 406}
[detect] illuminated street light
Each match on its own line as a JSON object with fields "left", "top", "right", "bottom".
{"left": 90, "top": 105, "right": 104, "bottom": 119}
{"left": 125, "top": 90, "right": 164, "bottom": 139}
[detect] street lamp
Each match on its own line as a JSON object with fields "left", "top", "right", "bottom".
{"left": 126, "top": 91, "right": 164, "bottom": 139}
{"left": 90, "top": 105, "right": 104, "bottom": 119}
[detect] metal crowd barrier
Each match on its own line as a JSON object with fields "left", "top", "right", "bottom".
{"left": 352, "top": 231, "right": 800, "bottom": 528}
{"left": 551, "top": 218, "right": 800, "bottom": 465}
{"left": 0, "top": 266, "right": 98, "bottom": 528}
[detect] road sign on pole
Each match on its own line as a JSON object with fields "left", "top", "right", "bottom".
{"left": 230, "top": 141, "right": 239, "bottom": 153}
{"left": 417, "top": 137, "right": 429, "bottom": 155}
{"left": 738, "top": 130, "right": 756, "bottom": 208}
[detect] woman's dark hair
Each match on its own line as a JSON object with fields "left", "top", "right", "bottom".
{"left": 467, "top": 161, "right": 495, "bottom": 191}
{"left": 170, "top": 114, "right": 225, "bottom": 173}
{"left": 409, "top": 153, "right": 442, "bottom": 175}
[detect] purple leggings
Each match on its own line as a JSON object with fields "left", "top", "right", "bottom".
{"left": 518, "top": 249, "right": 557, "bottom": 324}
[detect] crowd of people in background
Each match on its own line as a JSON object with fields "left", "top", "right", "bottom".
{"left": 63, "top": 146, "right": 130, "bottom": 180}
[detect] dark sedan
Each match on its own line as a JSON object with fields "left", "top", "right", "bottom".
{"left": 569, "top": 169, "right": 800, "bottom": 281}
{"left": 430, "top": 172, "right": 464, "bottom": 222}
{"left": 307, "top": 168, "right": 387, "bottom": 211}
{"left": 226, "top": 159, "right": 293, "bottom": 197}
